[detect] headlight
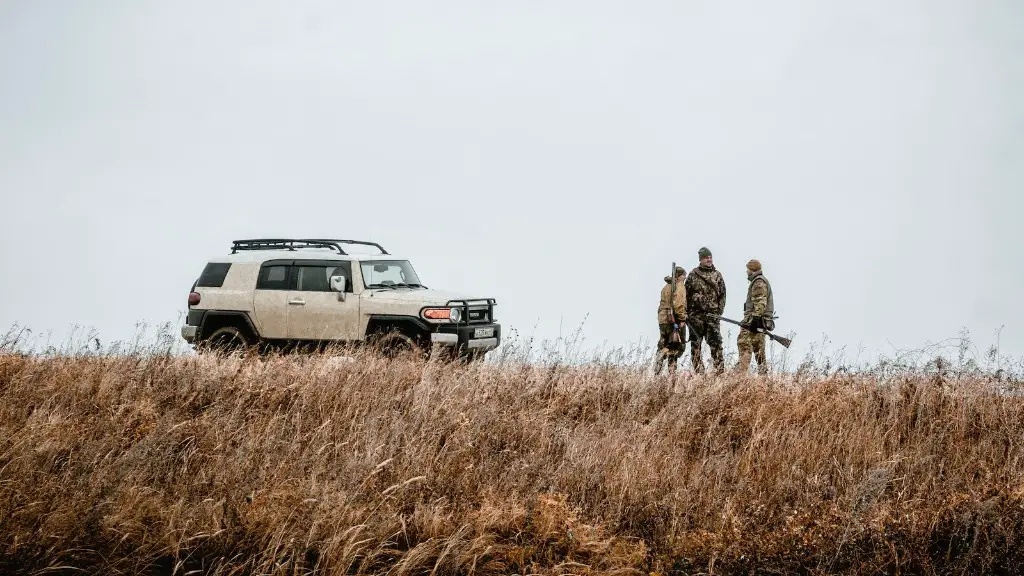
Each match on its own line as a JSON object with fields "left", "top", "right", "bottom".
{"left": 422, "top": 307, "right": 462, "bottom": 322}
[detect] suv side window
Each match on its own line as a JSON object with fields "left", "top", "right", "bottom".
{"left": 296, "top": 262, "right": 353, "bottom": 292}
{"left": 256, "top": 264, "right": 291, "bottom": 290}
{"left": 196, "top": 262, "right": 231, "bottom": 287}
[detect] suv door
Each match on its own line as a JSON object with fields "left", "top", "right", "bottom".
{"left": 286, "top": 261, "right": 359, "bottom": 341}
{"left": 252, "top": 261, "right": 291, "bottom": 339}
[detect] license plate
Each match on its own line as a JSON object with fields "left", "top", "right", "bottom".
{"left": 474, "top": 327, "right": 494, "bottom": 338}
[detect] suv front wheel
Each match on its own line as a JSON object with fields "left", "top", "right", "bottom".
{"left": 370, "top": 330, "right": 428, "bottom": 360}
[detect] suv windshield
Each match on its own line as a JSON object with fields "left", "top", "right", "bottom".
{"left": 361, "top": 260, "right": 424, "bottom": 289}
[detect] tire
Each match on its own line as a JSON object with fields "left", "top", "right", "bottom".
{"left": 372, "top": 330, "right": 425, "bottom": 360}
{"left": 204, "top": 326, "right": 254, "bottom": 355}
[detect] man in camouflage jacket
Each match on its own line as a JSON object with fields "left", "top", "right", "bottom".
{"left": 655, "top": 266, "right": 687, "bottom": 375}
{"left": 736, "top": 259, "right": 774, "bottom": 374}
{"left": 684, "top": 247, "right": 726, "bottom": 374}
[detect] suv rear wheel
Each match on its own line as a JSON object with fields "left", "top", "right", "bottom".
{"left": 204, "top": 326, "right": 255, "bottom": 354}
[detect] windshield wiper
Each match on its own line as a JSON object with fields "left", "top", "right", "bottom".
{"left": 391, "top": 283, "right": 425, "bottom": 289}
{"left": 366, "top": 283, "right": 396, "bottom": 290}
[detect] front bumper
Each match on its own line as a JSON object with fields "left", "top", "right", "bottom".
{"left": 430, "top": 323, "right": 501, "bottom": 352}
{"left": 181, "top": 325, "right": 198, "bottom": 342}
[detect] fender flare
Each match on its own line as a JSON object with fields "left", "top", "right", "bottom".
{"left": 365, "top": 315, "right": 433, "bottom": 338}
{"left": 199, "top": 311, "right": 259, "bottom": 340}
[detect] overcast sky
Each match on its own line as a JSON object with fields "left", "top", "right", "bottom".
{"left": 2, "top": 1, "right": 1021, "bottom": 367}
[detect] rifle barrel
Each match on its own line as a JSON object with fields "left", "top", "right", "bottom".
{"left": 712, "top": 314, "right": 793, "bottom": 348}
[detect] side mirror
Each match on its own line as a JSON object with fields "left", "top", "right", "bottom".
{"left": 330, "top": 275, "right": 347, "bottom": 301}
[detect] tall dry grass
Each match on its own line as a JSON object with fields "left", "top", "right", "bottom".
{"left": 1, "top": 345, "right": 1023, "bottom": 575}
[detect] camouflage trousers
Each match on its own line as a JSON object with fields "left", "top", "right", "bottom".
{"left": 736, "top": 328, "right": 768, "bottom": 374}
{"left": 687, "top": 315, "right": 724, "bottom": 374}
{"left": 656, "top": 323, "right": 684, "bottom": 373}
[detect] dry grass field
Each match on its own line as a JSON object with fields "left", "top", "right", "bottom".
{"left": 2, "top": 335, "right": 1023, "bottom": 575}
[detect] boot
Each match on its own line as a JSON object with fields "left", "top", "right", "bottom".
{"left": 711, "top": 348, "right": 726, "bottom": 375}
{"left": 654, "top": 349, "right": 667, "bottom": 375}
{"left": 736, "top": 348, "right": 751, "bottom": 375}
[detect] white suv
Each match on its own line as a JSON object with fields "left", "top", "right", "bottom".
{"left": 181, "top": 238, "right": 500, "bottom": 359}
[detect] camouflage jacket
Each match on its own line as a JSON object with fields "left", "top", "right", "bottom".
{"left": 684, "top": 265, "right": 726, "bottom": 316}
{"left": 658, "top": 278, "right": 687, "bottom": 325}
{"left": 743, "top": 273, "right": 774, "bottom": 323}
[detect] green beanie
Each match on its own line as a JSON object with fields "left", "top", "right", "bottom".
{"left": 698, "top": 247, "right": 712, "bottom": 258}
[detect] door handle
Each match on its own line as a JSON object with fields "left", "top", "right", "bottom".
{"left": 288, "top": 298, "right": 305, "bottom": 306}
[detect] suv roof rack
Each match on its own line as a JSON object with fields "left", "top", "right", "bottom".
{"left": 230, "top": 238, "right": 389, "bottom": 255}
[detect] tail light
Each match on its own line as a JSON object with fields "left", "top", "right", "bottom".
{"left": 188, "top": 292, "right": 201, "bottom": 306}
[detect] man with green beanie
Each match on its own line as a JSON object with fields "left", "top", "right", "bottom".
{"left": 684, "top": 246, "right": 727, "bottom": 374}
{"left": 736, "top": 258, "right": 774, "bottom": 374}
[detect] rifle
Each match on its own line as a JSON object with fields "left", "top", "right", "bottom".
{"left": 714, "top": 314, "right": 793, "bottom": 348}
{"left": 682, "top": 318, "right": 701, "bottom": 343}
{"left": 669, "top": 261, "right": 682, "bottom": 345}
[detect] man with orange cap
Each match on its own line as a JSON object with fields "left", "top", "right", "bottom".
{"left": 737, "top": 259, "right": 774, "bottom": 374}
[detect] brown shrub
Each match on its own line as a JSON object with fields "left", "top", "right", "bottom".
{"left": 1, "top": 351, "right": 1023, "bottom": 574}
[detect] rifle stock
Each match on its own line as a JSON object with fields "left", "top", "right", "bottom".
{"left": 715, "top": 315, "right": 793, "bottom": 348}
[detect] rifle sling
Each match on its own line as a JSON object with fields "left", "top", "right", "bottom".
{"left": 691, "top": 270, "right": 720, "bottom": 295}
